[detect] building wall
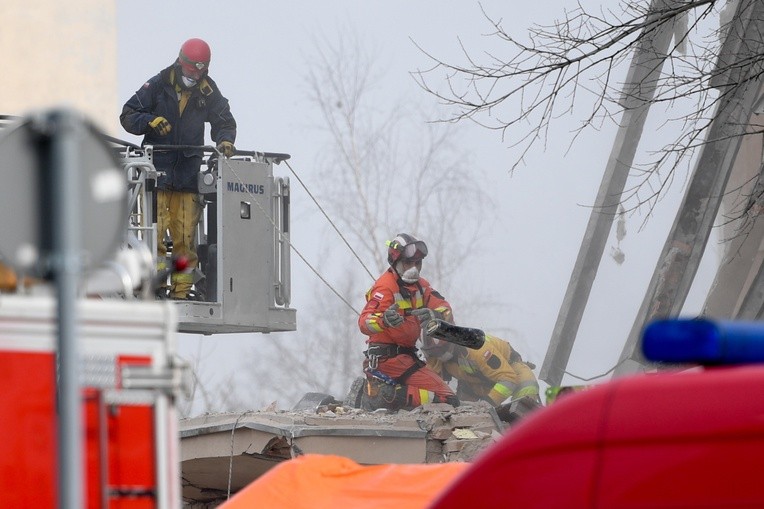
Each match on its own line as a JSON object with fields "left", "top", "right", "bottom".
{"left": 0, "top": 1, "right": 118, "bottom": 134}
{"left": 703, "top": 107, "right": 764, "bottom": 318}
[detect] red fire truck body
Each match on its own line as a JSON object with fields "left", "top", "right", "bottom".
{"left": 432, "top": 363, "right": 764, "bottom": 508}
{"left": 0, "top": 295, "right": 182, "bottom": 508}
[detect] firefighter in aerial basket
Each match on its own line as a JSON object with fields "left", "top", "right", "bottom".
{"left": 120, "top": 38, "right": 237, "bottom": 300}
{"left": 358, "top": 233, "right": 459, "bottom": 410}
{"left": 422, "top": 332, "right": 541, "bottom": 420}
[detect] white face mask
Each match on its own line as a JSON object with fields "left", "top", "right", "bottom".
{"left": 181, "top": 75, "right": 197, "bottom": 88}
{"left": 397, "top": 263, "right": 420, "bottom": 283}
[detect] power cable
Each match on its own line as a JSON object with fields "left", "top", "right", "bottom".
{"left": 562, "top": 357, "right": 629, "bottom": 383}
{"left": 283, "top": 159, "right": 376, "bottom": 282}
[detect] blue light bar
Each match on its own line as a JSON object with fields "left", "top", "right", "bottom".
{"left": 642, "top": 318, "right": 764, "bottom": 364}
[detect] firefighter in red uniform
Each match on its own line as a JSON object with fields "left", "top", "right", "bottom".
{"left": 358, "top": 233, "right": 459, "bottom": 410}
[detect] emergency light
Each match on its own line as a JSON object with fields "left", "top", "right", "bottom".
{"left": 643, "top": 318, "right": 764, "bottom": 365}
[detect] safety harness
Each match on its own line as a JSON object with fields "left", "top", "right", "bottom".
{"left": 364, "top": 344, "right": 425, "bottom": 385}
{"left": 363, "top": 277, "right": 431, "bottom": 385}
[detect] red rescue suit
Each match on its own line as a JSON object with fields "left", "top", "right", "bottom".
{"left": 359, "top": 268, "right": 457, "bottom": 407}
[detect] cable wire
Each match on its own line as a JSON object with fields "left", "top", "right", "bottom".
{"left": 562, "top": 357, "right": 629, "bottom": 383}
{"left": 283, "top": 159, "right": 376, "bottom": 282}
{"left": 227, "top": 411, "right": 252, "bottom": 500}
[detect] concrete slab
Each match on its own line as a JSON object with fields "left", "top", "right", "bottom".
{"left": 180, "top": 402, "right": 505, "bottom": 506}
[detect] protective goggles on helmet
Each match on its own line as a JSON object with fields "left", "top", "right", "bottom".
{"left": 179, "top": 52, "right": 208, "bottom": 80}
{"left": 400, "top": 240, "right": 428, "bottom": 261}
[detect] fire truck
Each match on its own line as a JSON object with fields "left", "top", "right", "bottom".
{"left": 429, "top": 319, "right": 764, "bottom": 508}
{"left": 0, "top": 295, "right": 183, "bottom": 508}
{"left": 0, "top": 111, "right": 296, "bottom": 508}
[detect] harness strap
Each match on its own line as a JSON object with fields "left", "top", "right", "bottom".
{"left": 365, "top": 343, "right": 425, "bottom": 385}
{"left": 396, "top": 358, "right": 425, "bottom": 385}
{"left": 365, "top": 344, "right": 418, "bottom": 358}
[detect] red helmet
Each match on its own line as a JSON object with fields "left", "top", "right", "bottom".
{"left": 178, "top": 38, "right": 211, "bottom": 80}
{"left": 386, "top": 233, "right": 428, "bottom": 266}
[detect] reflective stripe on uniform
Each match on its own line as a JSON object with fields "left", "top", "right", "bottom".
{"left": 366, "top": 315, "right": 385, "bottom": 333}
{"left": 492, "top": 382, "right": 514, "bottom": 400}
{"left": 392, "top": 289, "right": 424, "bottom": 312}
{"left": 433, "top": 306, "right": 451, "bottom": 322}
{"left": 515, "top": 380, "right": 540, "bottom": 399}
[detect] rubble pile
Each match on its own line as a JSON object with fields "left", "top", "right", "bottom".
{"left": 314, "top": 400, "right": 505, "bottom": 462}
{"left": 180, "top": 402, "right": 506, "bottom": 506}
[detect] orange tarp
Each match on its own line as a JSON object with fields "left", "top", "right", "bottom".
{"left": 219, "top": 454, "right": 470, "bottom": 509}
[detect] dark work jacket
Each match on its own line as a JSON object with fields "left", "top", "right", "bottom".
{"left": 120, "top": 64, "right": 237, "bottom": 192}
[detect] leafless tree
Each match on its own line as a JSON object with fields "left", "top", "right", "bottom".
{"left": 413, "top": 0, "right": 764, "bottom": 215}
{"left": 234, "top": 34, "right": 497, "bottom": 409}
{"left": 240, "top": 270, "right": 362, "bottom": 408}
{"left": 305, "top": 34, "right": 493, "bottom": 289}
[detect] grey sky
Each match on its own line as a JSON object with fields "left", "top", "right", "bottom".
{"left": 116, "top": 1, "right": 718, "bottom": 409}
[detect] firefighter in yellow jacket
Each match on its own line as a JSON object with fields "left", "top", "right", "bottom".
{"left": 423, "top": 333, "right": 540, "bottom": 406}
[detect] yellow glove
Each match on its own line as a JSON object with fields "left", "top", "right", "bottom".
{"left": 148, "top": 116, "right": 172, "bottom": 136}
{"left": 217, "top": 141, "right": 236, "bottom": 158}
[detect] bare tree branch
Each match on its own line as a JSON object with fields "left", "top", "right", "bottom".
{"left": 412, "top": 0, "right": 764, "bottom": 218}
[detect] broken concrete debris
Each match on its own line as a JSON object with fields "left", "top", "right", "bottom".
{"left": 180, "top": 401, "right": 509, "bottom": 506}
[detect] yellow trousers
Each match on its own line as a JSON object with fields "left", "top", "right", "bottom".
{"left": 509, "top": 360, "right": 541, "bottom": 400}
{"left": 156, "top": 190, "right": 203, "bottom": 298}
